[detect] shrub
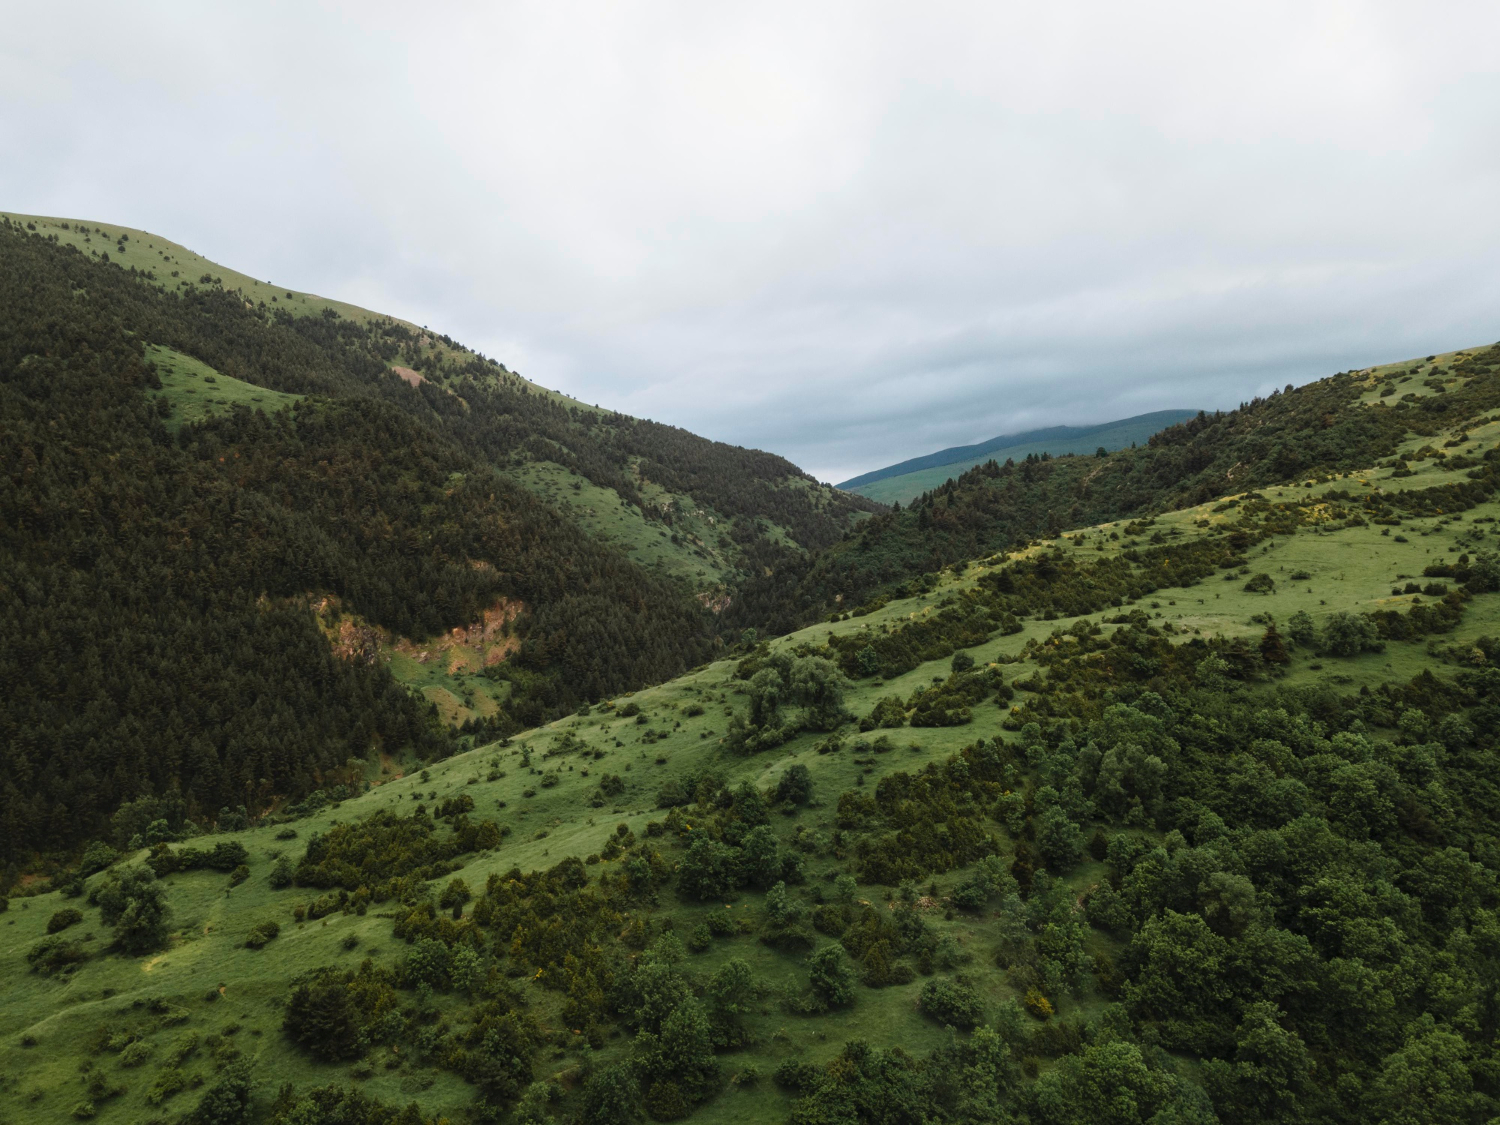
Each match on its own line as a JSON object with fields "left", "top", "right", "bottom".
{"left": 27, "top": 935, "right": 88, "bottom": 976}
{"left": 47, "top": 908, "right": 83, "bottom": 934}
{"left": 119, "top": 1040, "right": 151, "bottom": 1067}
{"left": 78, "top": 842, "right": 120, "bottom": 877}
{"left": 268, "top": 856, "right": 294, "bottom": 888}
{"left": 1243, "top": 573, "right": 1275, "bottom": 594}
{"left": 1023, "top": 987, "right": 1053, "bottom": 1020}
{"left": 774, "top": 764, "right": 815, "bottom": 806}
{"left": 687, "top": 923, "right": 713, "bottom": 953}
{"left": 245, "top": 921, "right": 281, "bottom": 950}
{"left": 1286, "top": 610, "right": 1317, "bottom": 648}
{"left": 774, "top": 1058, "right": 821, "bottom": 1093}
{"left": 580, "top": 1062, "right": 640, "bottom": 1125}
{"left": 146, "top": 1068, "right": 187, "bottom": 1105}
{"left": 919, "top": 976, "right": 984, "bottom": 1029}
{"left": 806, "top": 945, "right": 857, "bottom": 1010}
{"left": 283, "top": 965, "right": 396, "bottom": 1062}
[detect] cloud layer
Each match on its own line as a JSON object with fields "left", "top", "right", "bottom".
{"left": 5, "top": 2, "right": 1499, "bottom": 482}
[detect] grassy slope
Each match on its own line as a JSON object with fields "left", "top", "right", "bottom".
{"left": 846, "top": 411, "right": 1201, "bottom": 506}
{"left": 0, "top": 211, "right": 590, "bottom": 413}
{"left": 147, "top": 345, "right": 302, "bottom": 430}
{"left": 5, "top": 368, "right": 1498, "bottom": 1122}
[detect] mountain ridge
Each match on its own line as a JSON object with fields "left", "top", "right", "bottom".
{"left": 838, "top": 409, "right": 1201, "bottom": 504}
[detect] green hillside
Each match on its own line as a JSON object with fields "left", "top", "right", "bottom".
{"left": 4, "top": 322, "right": 1500, "bottom": 1124}
{"left": 0, "top": 216, "right": 875, "bottom": 868}
{"left": 842, "top": 411, "right": 1200, "bottom": 506}
{"left": 729, "top": 345, "right": 1500, "bottom": 637}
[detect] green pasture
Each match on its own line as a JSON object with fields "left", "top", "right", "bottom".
{"left": 146, "top": 345, "right": 302, "bottom": 430}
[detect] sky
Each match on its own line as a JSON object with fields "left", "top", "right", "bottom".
{"left": 5, "top": 2, "right": 1500, "bottom": 484}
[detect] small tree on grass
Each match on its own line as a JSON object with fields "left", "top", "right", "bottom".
{"left": 580, "top": 1062, "right": 640, "bottom": 1125}
{"left": 920, "top": 976, "right": 984, "bottom": 1029}
{"left": 806, "top": 944, "right": 857, "bottom": 1011}
{"left": 1321, "top": 611, "right": 1382, "bottom": 657}
{"left": 91, "top": 868, "right": 170, "bottom": 954}
{"left": 1286, "top": 611, "right": 1317, "bottom": 648}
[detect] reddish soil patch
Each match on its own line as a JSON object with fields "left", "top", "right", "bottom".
{"left": 393, "top": 366, "right": 424, "bottom": 387}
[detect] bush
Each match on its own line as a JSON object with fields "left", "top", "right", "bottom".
{"left": 919, "top": 976, "right": 984, "bottom": 1028}
{"left": 806, "top": 945, "right": 857, "bottom": 1010}
{"left": 78, "top": 842, "right": 120, "bottom": 877}
{"left": 119, "top": 1040, "right": 151, "bottom": 1067}
{"left": 47, "top": 908, "right": 83, "bottom": 934}
{"left": 1243, "top": 573, "right": 1275, "bottom": 594}
{"left": 283, "top": 965, "right": 396, "bottom": 1062}
{"left": 1023, "top": 987, "right": 1053, "bottom": 1020}
{"left": 774, "top": 764, "right": 814, "bottom": 806}
{"left": 181, "top": 1061, "right": 252, "bottom": 1125}
{"left": 27, "top": 935, "right": 88, "bottom": 976}
{"left": 245, "top": 921, "right": 281, "bottom": 950}
{"left": 268, "top": 856, "right": 294, "bottom": 888}
{"left": 580, "top": 1062, "right": 640, "bottom": 1125}
{"left": 773, "top": 1058, "right": 821, "bottom": 1093}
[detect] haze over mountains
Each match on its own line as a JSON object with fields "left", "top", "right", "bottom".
{"left": 838, "top": 410, "right": 1201, "bottom": 505}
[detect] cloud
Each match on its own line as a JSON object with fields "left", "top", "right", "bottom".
{"left": 5, "top": 1, "right": 1499, "bottom": 483}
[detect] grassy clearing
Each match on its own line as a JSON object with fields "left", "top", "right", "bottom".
{"left": 146, "top": 345, "right": 301, "bottom": 430}
{"left": 507, "top": 459, "right": 740, "bottom": 590}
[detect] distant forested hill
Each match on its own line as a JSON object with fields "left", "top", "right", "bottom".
{"left": 839, "top": 409, "right": 1199, "bottom": 505}
{"left": 0, "top": 216, "right": 872, "bottom": 865}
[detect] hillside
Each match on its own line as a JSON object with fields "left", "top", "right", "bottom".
{"left": 3, "top": 351, "right": 1499, "bottom": 1124}
{"left": 726, "top": 345, "right": 1500, "bottom": 637}
{"left": 0, "top": 215, "right": 875, "bottom": 865}
{"left": 838, "top": 410, "right": 1200, "bottom": 505}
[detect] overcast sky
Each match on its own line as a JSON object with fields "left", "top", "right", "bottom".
{"left": 5, "top": 2, "right": 1500, "bottom": 483}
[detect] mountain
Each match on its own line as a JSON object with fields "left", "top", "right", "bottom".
{"left": 8, "top": 208, "right": 1500, "bottom": 1125}
{"left": 0, "top": 213, "right": 876, "bottom": 864}
{"left": 2, "top": 327, "right": 1498, "bottom": 1125}
{"left": 838, "top": 409, "right": 1201, "bottom": 504}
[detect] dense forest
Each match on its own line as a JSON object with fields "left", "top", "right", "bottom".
{"left": 0, "top": 219, "right": 867, "bottom": 867}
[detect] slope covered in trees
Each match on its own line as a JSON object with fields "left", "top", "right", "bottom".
{"left": 0, "top": 218, "right": 870, "bottom": 866}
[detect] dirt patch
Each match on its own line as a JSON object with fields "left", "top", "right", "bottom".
{"left": 392, "top": 365, "right": 424, "bottom": 387}
{"left": 391, "top": 597, "right": 525, "bottom": 668}
{"left": 696, "top": 588, "right": 731, "bottom": 614}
